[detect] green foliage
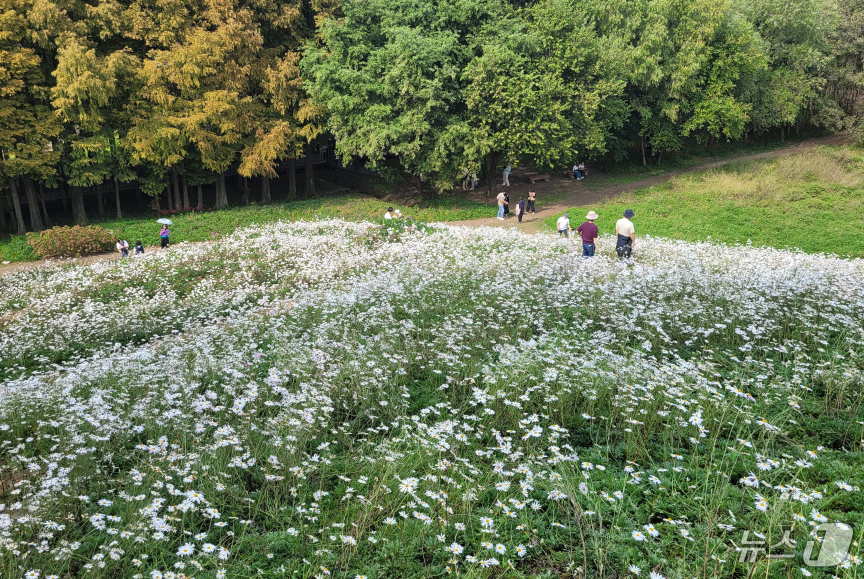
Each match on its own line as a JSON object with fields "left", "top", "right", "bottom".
{"left": 0, "top": 235, "right": 37, "bottom": 262}
{"left": 0, "top": 0, "right": 861, "bottom": 231}
{"left": 26, "top": 225, "right": 116, "bottom": 258}
{"left": 304, "top": 0, "right": 505, "bottom": 193}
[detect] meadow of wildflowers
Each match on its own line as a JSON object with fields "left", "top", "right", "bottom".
{"left": 0, "top": 219, "right": 862, "bottom": 579}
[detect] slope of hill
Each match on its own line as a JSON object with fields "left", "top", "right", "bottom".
{"left": 0, "top": 221, "right": 862, "bottom": 579}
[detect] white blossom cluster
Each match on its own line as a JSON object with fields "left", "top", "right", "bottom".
{"left": 0, "top": 220, "right": 861, "bottom": 578}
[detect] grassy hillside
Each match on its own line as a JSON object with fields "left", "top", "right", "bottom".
{"left": 1, "top": 221, "right": 862, "bottom": 579}
{"left": 548, "top": 146, "right": 864, "bottom": 257}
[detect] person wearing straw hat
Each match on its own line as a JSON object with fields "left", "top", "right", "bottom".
{"left": 577, "top": 211, "right": 599, "bottom": 257}
{"left": 615, "top": 208, "right": 635, "bottom": 258}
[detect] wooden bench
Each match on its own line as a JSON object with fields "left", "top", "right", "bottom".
{"left": 526, "top": 173, "right": 550, "bottom": 183}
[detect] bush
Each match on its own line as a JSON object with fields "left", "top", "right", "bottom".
{"left": 0, "top": 236, "right": 38, "bottom": 262}
{"left": 26, "top": 225, "right": 116, "bottom": 258}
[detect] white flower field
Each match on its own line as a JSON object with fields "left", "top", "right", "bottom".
{"left": 0, "top": 220, "right": 862, "bottom": 579}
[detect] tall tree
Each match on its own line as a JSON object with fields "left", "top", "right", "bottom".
{"left": 463, "top": 0, "right": 627, "bottom": 194}
{"left": 304, "top": 0, "right": 506, "bottom": 193}
{"left": 0, "top": 0, "right": 62, "bottom": 231}
{"left": 826, "top": 0, "right": 864, "bottom": 141}
{"left": 739, "top": 0, "right": 840, "bottom": 135}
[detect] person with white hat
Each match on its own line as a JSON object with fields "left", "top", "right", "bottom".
{"left": 577, "top": 211, "right": 599, "bottom": 257}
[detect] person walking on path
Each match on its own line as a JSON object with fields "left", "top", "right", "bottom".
{"left": 577, "top": 211, "right": 599, "bottom": 257}
{"left": 503, "top": 192, "right": 510, "bottom": 216}
{"left": 516, "top": 197, "right": 525, "bottom": 223}
{"left": 557, "top": 213, "right": 571, "bottom": 237}
{"left": 496, "top": 191, "right": 506, "bottom": 220}
{"left": 159, "top": 224, "right": 170, "bottom": 250}
{"left": 503, "top": 163, "right": 511, "bottom": 186}
{"left": 527, "top": 187, "right": 536, "bottom": 214}
{"left": 615, "top": 208, "right": 635, "bottom": 258}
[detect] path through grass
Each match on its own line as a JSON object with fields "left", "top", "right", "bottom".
{"left": 546, "top": 146, "right": 864, "bottom": 257}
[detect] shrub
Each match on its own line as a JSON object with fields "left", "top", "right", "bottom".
{"left": 26, "top": 225, "right": 116, "bottom": 258}
{"left": 0, "top": 236, "right": 38, "bottom": 262}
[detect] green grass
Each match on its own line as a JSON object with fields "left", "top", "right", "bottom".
{"left": 0, "top": 194, "right": 490, "bottom": 262}
{"left": 545, "top": 145, "right": 864, "bottom": 257}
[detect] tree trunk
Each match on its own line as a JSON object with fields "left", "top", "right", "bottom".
{"left": 287, "top": 158, "right": 297, "bottom": 200}
{"left": 9, "top": 178, "right": 26, "bottom": 235}
{"left": 110, "top": 131, "right": 123, "bottom": 219}
{"left": 182, "top": 175, "right": 190, "bottom": 209}
{"left": 304, "top": 143, "right": 316, "bottom": 197}
{"left": 154, "top": 184, "right": 162, "bottom": 213}
{"left": 197, "top": 184, "right": 203, "bottom": 209}
{"left": 62, "top": 182, "right": 73, "bottom": 222}
{"left": 96, "top": 185, "right": 105, "bottom": 218}
{"left": 485, "top": 151, "right": 500, "bottom": 198}
{"left": 171, "top": 168, "right": 181, "bottom": 211}
{"left": 165, "top": 177, "right": 174, "bottom": 211}
{"left": 72, "top": 186, "right": 88, "bottom": 225}
{"left": 22, "top": 176, "right": 44, "bottom": 231}
{"left": 261, "top": 176, "right": 271, "bottom": 204}
{"left": 113, "top": 176, "right": 122, "bottom": 219}
{"left": 214, "top": 173, "right": 229, "bottom": 209}
{"left": 0, "top": 190, "right": 8, "bottom": 233}
{"left": 174, "top": 175, "right": 182, "bottom": 210}
{"left": 641, "top": 137, "right": 647, "bottom": 166}
{"left": 242, "top": 177, "right": 250, "bottom": 204}
{"left": 37, "top": 182, "right": 51, "bottom": 227}
{"left": 656, "top": 150, "right": 663, "bottom": 165}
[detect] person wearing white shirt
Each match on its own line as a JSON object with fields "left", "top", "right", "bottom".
{"left": 556, "top": 213, "right": 570, "bottom": 237}
{"left": 615, "top": 208, "right": 635, "bottom": 257}
{"left": 384, "top": 207, "right": 394, "bottom": 220}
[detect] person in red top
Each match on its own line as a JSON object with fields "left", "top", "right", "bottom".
{"left": 577, "top": 211, "right": 599, "bottom": 257}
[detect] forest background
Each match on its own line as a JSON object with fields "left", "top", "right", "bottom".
{"left": 1, "top": 0, "right": 863, "bottom": 235}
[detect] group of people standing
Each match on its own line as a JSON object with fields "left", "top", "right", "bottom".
{"left": 557, "top": 208, "right": 636, "bottom": 258}
{"left": 496, "top": 188, "right": 536, "bottom": 222}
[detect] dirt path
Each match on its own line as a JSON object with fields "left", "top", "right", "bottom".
{"left": 449, "top": 134, "right": 851, "bottom": 234}
{"left": 0, "top": 134, "right": 850, "bottom": 278}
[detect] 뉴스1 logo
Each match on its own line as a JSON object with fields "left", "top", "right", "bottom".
{"left": 737, "top": 523, "right": 854, "bottom": 567}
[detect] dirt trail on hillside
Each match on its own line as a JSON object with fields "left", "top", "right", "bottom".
{"left": 0, "top": 134, "right": 850, "bottom": 278}
{"left": 449, "top": 134, "right": 851, "bottom": 234}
